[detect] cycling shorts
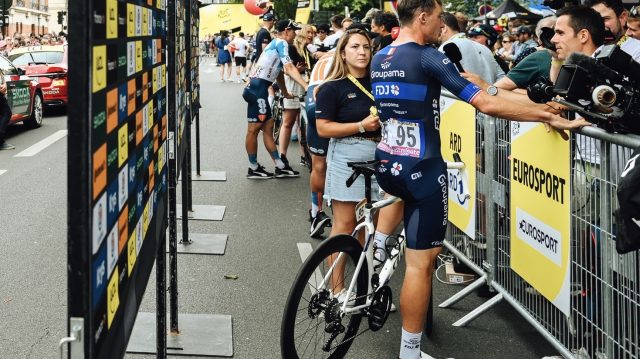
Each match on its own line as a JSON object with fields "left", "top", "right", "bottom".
{"left": 375, "top": 152, "right": 448, "bottom": 250}
{"left": 305, "top": 87, "right": 329, "bottom": 156}
{"left": 242, "top": 78, "right": 272, "bottom": 123}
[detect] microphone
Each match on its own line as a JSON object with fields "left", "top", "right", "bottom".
{"left": 565, "top": 52, "right": 620, "bottom": 80}
{"left": 443, "top": 43, "right": 464, "bottom": 72}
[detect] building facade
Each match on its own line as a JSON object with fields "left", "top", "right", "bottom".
{"left": 3, "top": 0, "right": 54, "bottom": 38}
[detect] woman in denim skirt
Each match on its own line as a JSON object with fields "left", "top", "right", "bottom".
{"left": 315, "top": 28, "right": 381, "bottom": 295}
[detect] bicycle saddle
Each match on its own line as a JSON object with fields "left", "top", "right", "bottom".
{"left": 346, "top": 160, "right": 380, "bottom": 187}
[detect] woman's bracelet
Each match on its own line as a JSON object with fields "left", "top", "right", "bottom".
{"left": 357, "top": 121, "right": 366, "bottom": 133}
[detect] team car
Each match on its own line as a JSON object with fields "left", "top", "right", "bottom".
{"left": 9, "top": 45, "right": 67, "bottom": 107}
{"left": 0, "top": 55, "right": 44, "bottom": 128}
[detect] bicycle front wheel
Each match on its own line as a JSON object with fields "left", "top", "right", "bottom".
{"left": 281, "top": 234, "right": 369, "bottom": 359}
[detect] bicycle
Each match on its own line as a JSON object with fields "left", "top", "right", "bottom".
{"left": 281, "top": 156, "right": 468, "bottom": 358}
{"left": 272, "top": 92, "right": 312, "bottom": 172}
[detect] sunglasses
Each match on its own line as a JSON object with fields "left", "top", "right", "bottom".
{"left": 630, "top": 5, "right": 639, "bottom": 18}
{"left": 502, "top": 40, "right": 511, "bottom": 43}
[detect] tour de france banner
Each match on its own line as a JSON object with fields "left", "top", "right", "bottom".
{"left": 510, "top": 122, "right": 571, "bottom": 316}
{"left": 439, "top": 96, "right": 475, "bottom": 239}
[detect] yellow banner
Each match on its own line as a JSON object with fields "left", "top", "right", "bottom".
{"left": 510, "top": 122, "right": 571, "bottom": 316}
{"left": 439, "top": 97, "right": 476, "bottom": 239}
{"left": 200, "top": 4, "right": 262, "bottom": 38}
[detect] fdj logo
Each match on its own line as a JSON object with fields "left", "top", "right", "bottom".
{"left": 448, "top": 171, "right": 468, "bottom": 205}
{"left": 375, "top": 84, "right": 400, "bottom": 96}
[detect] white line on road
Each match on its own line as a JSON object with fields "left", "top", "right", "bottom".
{"left": 14, "top": 130, "right": 68, "bottom": 157}
{"left": 297, "top": 242, "right": 323, "bottom": 295}
{"left": 0, "top": 170, "right": 6, "bottom": 176}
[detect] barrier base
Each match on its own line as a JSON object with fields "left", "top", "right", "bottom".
{"left": 167, "top": 233, "right": 228, "bottom": 255}
{"left": 176, "top": 204, "right": 225, "bottom": 221}
{"left": 188, "top": 171, "right": 227, "bottom": 182}
{"left": 127, "top": 312, "right": 233, "bottom": 357}
{"left": 452, "top": 293, "right": 504, "bottom": 327}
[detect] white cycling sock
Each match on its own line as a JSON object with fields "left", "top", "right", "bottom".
{"left": 399, "top": 328, "right": 421, "bottom": 359}
{"left": 374, "top": 231, "right": 388, "bottom": 261}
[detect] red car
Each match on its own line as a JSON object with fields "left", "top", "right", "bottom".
{"left": 9, "top": 45, "right": 67, "bottom": 107}
{"left": 0, "top": 54, "right": 44, "bottom": 127}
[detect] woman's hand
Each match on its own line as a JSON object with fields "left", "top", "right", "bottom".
{"left": 361, "top": 114, "right": 381, "bottom": 132}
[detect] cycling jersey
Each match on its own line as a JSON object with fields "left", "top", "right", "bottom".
{"left": 371, "top": 42, "right": 482, "bottom": 250}
{"left": 251, "top": 38, "right": 292, "bottom": 83}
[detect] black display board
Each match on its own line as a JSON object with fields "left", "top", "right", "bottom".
{"left": 67, "top": 0, "right": 168, "bottom": 357}
{"left": 190, "top": 0, "right": 200, "bottom": 113}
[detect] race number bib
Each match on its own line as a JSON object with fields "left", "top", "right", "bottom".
{"left": 379, "top": 119, "right": 423, "bottom": 158}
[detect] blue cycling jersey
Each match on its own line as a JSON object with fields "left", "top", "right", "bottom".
{"left": 371, "top": 43, "right": 481, "bottom": 161}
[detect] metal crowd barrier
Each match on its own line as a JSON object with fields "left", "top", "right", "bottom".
{"left": 439, "top": 91, "right": 640, "bottom": 359}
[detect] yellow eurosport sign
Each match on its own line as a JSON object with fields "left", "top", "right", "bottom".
{"left": 510, "top": 122, "right": 571, "bottom": 316}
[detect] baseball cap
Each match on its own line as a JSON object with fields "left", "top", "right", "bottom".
{"left": 516, "top": 25, "right": 533, "bottom": 35}
{"left": 261, "top": 12, "right": 275, "bottom": 21}
{"left": 276, "top": 19, "right": 302, "bottom": 32}
{"left": 468, "top": 24, "right": 498, "bottom": 41}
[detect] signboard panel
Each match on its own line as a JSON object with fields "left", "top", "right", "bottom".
{"left": 510, "top": 122, "right": 571, "bottom": 315}
{"left": 68, "top": 0, "right": 168, "bottom": 357}
{"left": 439, "top": 97, "right": 476, "bottom": 239}
{"left": 169, "top": 0, "right": 188, "bottom": 169}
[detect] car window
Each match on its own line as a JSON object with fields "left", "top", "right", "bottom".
{"left": 10, "top": 51, "right": 64, "bottom": 65}
{"left": 0, "top": 56, "right": 18, "bottom": 75}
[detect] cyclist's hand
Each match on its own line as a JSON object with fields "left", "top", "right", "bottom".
{"left": 362, "top": 114, "right": 381, "bottom": 132}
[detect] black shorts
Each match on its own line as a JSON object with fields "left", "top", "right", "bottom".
{"left": 235, "top": 56, "right": 247, "bottom": 67}
{"left": 375, "top": 154, "right": 448, "bottom": 250}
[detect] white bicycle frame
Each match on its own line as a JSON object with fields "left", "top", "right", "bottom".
{"left": 315, "top": 160, "right": 470, "bottom": 315}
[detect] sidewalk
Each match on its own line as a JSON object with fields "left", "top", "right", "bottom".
{"left": 126, "top": 61, "right": 561, "bottom": 359}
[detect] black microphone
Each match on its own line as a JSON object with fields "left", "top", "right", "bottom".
{"left": 564, "top": 52, "right": 620, "bottom": 80}
{"left": 443, "top": 43, "right": 464, "bottom": 72}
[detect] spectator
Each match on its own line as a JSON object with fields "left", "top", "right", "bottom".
{"left": 495, "top": 16, "right": 557, "bottom": 91}
{"left": 468, "top": 24, "right": 510, "bottom": 73}
{"left": 311, "top": 23, "right": 331, "bottom": 59}
{"left": 215, "top": 30, "right": 233, "bottom": 82}
{"left": 587, "top": 0, "right": 640, "bottom": 61}
{"left": 230, "top": 32, "right": 251, "bottom": 83}
{"left": 371, "top": 11, "right": 399, "bottom": 53}
{"left": 512, "top": 25, "right": 537, "bottom": 66}
{"left": 627, "top": 5, "right": 640, "bottom": 39}
{"left": 254, "top": 13, "right": 276, "bottom": 61}
{"left": 439, "top": 12, "right": 505, "bottom": 84}
{"left": 341, "top": 17, "right": 354, "bottom": 30}
{"left": 454, "top": 11, "right": 469, "bottom": 32}
{"left": 496, "top": 32, "right": 516, "bottom": 60}
{"left": 323, "top": 14, "right": 345, "bottom": 49}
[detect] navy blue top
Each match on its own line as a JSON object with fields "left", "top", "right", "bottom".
{"left": 315, "top": 76, "right": 381, "bottom": 139}
{"left": 371, "top": 43, "right": 481, "bottom": 161}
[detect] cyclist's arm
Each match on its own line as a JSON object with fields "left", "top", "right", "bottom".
{"left": 275, "top": 72, "right": 290, "bottom": 98}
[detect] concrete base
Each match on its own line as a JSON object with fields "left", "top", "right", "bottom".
{"left": 187, "top": 171, "right": 227, "bottom": 182}
{"left": 176, "top": 204, "right": 225, "bottom": 221}
{"left": 127, "top": 312, "right": 233, "bottom": 357}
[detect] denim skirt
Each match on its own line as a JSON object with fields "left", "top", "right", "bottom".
{"left": 324, "top": 137, "right": 381, "bottom": 203}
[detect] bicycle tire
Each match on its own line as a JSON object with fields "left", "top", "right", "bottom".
{"left": 281, "top": 234, "right": 369, "bottom": 359}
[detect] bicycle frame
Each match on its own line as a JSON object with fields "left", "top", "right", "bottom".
{"left": 314, "top": 160, "right": 469, "bottom": 315}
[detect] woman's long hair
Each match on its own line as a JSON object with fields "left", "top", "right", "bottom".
{"left": 318, "top": 29, "right": 372, "bottom": 92}
{"left": 294, "top": 24, "right": 314, "bottom": 59}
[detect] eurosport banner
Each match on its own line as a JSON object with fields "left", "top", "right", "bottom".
{"left": 510, "top": 122, "right": 570, "bottom": 316}
{"left": 67, "top": 0, "right": 168, "bottom": 356}
{"left": 439, "top": 96, "right": 476, "bottom": 240}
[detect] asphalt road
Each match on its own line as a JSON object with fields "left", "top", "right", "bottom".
{"left": 0, "top": 61, "right": 562, "bottom": 359}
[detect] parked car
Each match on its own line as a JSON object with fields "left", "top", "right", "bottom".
{"left": 8, "top": 45, "right": 67, "bottom": 107}
{"left": 0, "top": 55, "right": 44, "bottom": 128}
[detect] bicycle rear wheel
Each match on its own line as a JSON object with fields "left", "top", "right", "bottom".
{"left": 281, "top": 234, "right": 369, "bottom": 359}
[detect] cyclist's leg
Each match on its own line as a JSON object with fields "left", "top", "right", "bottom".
{"left": 261, "top": 119, "right": 286, "bottom": 170}
{"left": 374, "top": 199, "right": 404, "bottom": 263}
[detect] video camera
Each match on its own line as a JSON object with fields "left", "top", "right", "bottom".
{"left": 527, "top": 44, "right": 640, "bottom": 134}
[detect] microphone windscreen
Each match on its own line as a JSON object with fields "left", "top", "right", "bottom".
{"left": 443, "top": 43, "right": 463, "bottom": 63}
{"left": 565, "top": 52, "right": 619, "bottom": 79}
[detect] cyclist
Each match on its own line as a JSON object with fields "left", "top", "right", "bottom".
{"left": 370, "top": 0, "right": 589, "bottom": 357}
{"left": 242, "top": 19, "right": 309, "bottom": 179}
